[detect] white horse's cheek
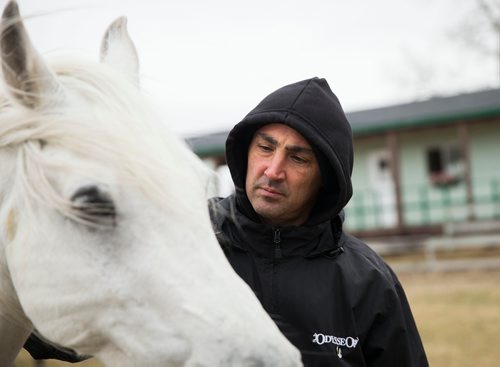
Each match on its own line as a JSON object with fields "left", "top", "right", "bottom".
{"left": 4, "top": 210, "right": 17, "bottom": 242}
{"left": 7, "top": 213, "right": 114, "bottom": 343}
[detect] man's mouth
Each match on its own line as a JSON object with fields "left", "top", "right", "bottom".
{"left": 258, "top": 186, "right": 285, "bottom": 197}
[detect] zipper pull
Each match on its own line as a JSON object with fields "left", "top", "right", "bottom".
{"left": 274, "top": 228, "right": 282, "bottom": 259}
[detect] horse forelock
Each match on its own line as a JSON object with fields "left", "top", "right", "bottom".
{"left": 0, "top": 59, "right": 212, "bottom": 226}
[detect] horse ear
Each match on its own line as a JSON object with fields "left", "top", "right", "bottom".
{"left": 100, "top": 17, "right": 140, "bottom": 86}
{"left": 1, "top": 0, "right": 62, "bottom": 108}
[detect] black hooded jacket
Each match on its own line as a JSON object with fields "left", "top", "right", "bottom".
{"left": 209, "top": 77, "right": 428, "bottom": 366}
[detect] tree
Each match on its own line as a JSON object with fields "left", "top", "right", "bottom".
{"left": 454, "top": 0, "right": 500, "bottom": 83}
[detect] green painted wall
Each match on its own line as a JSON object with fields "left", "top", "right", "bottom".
{"left": 399, "top": 127, "right": 468, "bottom": 225}
{"left": 469, "top": 120, "right": 500, "bottom": 220}
{"left": 345, "top": 119, "right": 500, "bottom": 231}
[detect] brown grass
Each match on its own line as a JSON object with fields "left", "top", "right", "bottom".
{"left": 15, "top": 269, "right": 500, "bottom": 367}
{"left": 399, "top": 270, "right": 500, "bottom": 367}
{"left": 14, "top": 350, "right": 102, "bottom": 367}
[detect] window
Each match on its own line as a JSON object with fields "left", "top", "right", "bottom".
{"left": 426, "top": 144, "right": 463, "bottom": 186}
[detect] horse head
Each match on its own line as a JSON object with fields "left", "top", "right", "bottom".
{"left": 0, "top": 1, "right": 301, "bottom": 366}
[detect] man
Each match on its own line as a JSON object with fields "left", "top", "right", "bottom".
{"left": 25, "top": 77, "right": 427, "bottom": 366}
{"left": 209, "top": 77, "right": 428, "bottom": 366}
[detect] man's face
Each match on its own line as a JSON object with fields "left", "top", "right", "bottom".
{"left": 245, "top": 123, "right": 322, "bottom": 227}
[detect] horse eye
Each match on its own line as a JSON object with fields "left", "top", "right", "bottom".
{"left": 70, "top": 185, "right": 116, "bottom": 224}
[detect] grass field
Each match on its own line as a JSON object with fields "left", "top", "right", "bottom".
{"left": 14, "top": 269, "right": 500, "bottom": 367}
{"left": 399, "top": 269, "right": 500, "bottom": 367}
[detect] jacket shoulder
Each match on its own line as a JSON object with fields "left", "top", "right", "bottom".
{"left": 338, "top": 232, "right": 399, "bottom": 286}
{"left": 208, "top": 196, "right": 231, "bottom": 229}
{"left": 207, "top": 196, "right": 235, "bottom": 253}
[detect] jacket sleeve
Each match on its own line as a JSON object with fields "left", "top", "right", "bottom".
{"left": 24, "top": 332, "right": 90, "bottom": 362}
{"left": 362, "top": 269, "right": 429, "bottom": 367}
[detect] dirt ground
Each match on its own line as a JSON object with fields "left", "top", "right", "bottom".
{"left": 14, "top": 269, "right": 500, "bottom": 367}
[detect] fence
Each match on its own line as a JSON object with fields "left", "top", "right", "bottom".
{"left": 345, "top": 178, "right": 500, "bottom": 232}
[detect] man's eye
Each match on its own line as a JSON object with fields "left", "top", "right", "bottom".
{"left": 291, "top": 155, "right": 307, "bottom": 164}
{"left": 258, "top": 144, "right": 273, "bottom": 152}
{"left": 70, "top": 185, "right": 116, "bottom": 225}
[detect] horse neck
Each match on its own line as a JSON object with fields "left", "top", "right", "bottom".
{"left": 0, "top": 148, "right": 33, "bottom": 357}
{"left": 0, "top": 313, "right": 32, "bottom": 366}
{"left": 0, "top": 243, "right": 33, "bottom": 365}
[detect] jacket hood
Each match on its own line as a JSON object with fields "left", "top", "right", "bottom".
{"left": 225, "top": 77, "right": 353, "bottom": 225}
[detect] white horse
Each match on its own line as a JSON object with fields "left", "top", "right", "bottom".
{"left": 0, "top": 1, "right": 302, "bottom": 366}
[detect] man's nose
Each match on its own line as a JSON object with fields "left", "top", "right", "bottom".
{"left": 264, "top": 155, "right": 286, "bottom": 181}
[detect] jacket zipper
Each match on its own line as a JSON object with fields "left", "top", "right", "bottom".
{"left": 273, "top": 228, "right": 282, "bottom": 259}
{"left": 271, "top": 228, "right": 282, "bottom": 314}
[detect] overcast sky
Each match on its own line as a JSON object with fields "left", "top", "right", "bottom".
{"left": 8, "top": 0, "right": 500, "bottom": 136}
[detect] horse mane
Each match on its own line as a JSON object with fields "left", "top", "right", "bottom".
{"left": 0, "top": 58, "right": 212, "bottom": 226}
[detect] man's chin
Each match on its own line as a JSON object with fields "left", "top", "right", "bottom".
{"left": 253, "top": 207, "right": 286, "bottom": 225}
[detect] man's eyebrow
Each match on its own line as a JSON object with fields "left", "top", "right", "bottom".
{"left": 255, "top": 132, "right": 278, "bottom": 146}
{"left": 286, "top": 145, "right": 314, "bottom": 155}
{"left": 255, "top": 132, "right": 313, "bottom": 154}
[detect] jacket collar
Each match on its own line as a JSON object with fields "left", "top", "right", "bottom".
{"left": 210, "top": 196, "right": 344, "bottom": 259}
